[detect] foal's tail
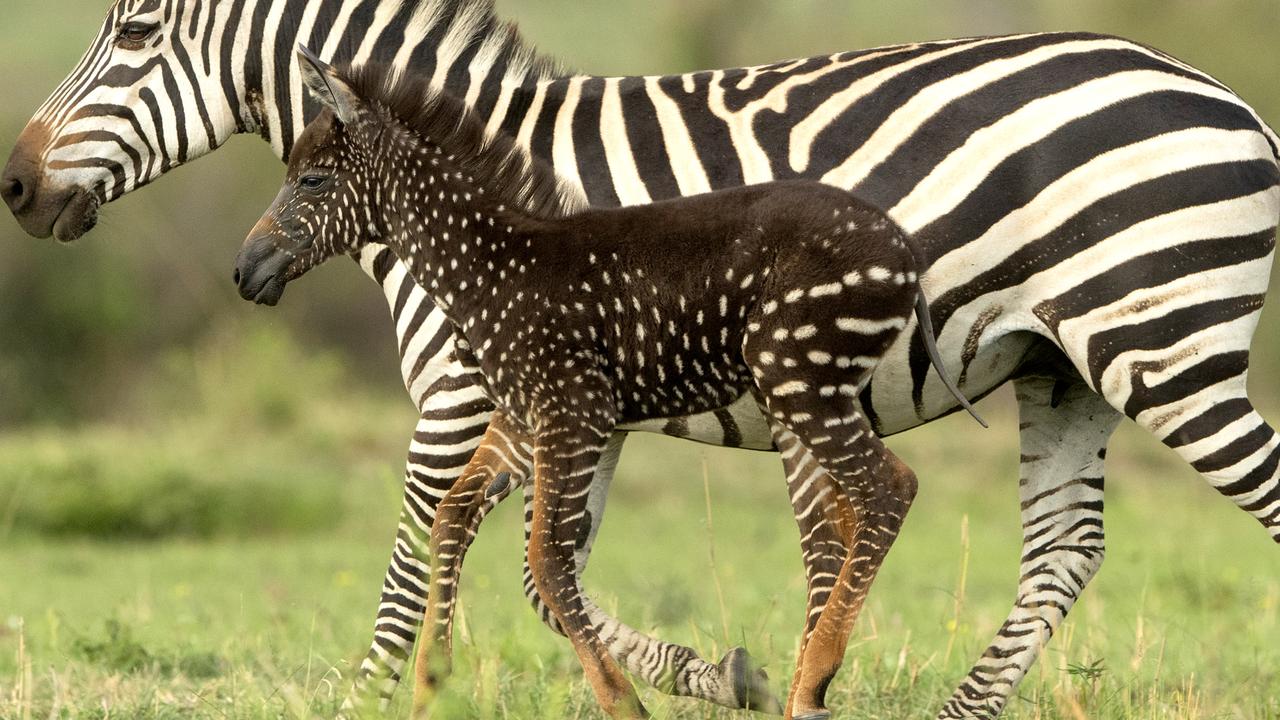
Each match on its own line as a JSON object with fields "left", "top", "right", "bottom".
{"left": 913, "top": 290, "right": 988, "bottom": 428}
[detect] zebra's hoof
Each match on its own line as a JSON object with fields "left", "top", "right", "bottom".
{"left": 792, "top": 712, "right": 831, "bottom": 720}
{"left": 719, "top": 646, "right": 783, "bottom": 714}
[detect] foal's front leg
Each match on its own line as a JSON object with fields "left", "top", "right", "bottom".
{"left": 529, "top": 415, "right": 648, "bottom": 718}
{"left": 412, "top": 412, "right": 530, "bottom": 716}
{"left": 517, "top": 435, "right": 783, "bottom": 712}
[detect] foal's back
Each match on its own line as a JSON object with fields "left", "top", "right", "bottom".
{"left": 497, "top": 179, "right": 920, "bottom": 424}
{"left": 542, "top": 180, "right": 909, "bottom": 277}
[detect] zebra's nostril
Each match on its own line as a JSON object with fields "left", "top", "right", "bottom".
{"left": 233, "top": 268, "right": 241, "bottom": 285}
{"left": 0, "top": 176, "right": 26, "bottom": 213}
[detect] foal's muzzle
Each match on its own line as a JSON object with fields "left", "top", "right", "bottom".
{"left": 233, "top": 237, "right": 292, "bottom": 306}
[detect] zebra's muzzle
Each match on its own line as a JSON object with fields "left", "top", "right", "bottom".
{"left": 1, "top": 120, "right": 99, "bottom": 242}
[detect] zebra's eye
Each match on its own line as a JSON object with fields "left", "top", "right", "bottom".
{"left": 116, "top": 21, "right": 159, "bottom": 48}
{"left": 298, "top": 175, "right": 331, "bottom": 192}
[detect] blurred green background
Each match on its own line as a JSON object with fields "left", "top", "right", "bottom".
{"left": 2, "top": 1, "right": 1280, "bottom": 718}
{"left": 3, "top": 0, "right": 1280, "bottom": 427}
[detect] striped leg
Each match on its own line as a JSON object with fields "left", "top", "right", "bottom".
{"left": 1099, "top": 317, "right": 1280, "bottom": 540}
{"left": 528, "top": 418, "right": 648, "bottom": 718}
{"left": 762, "top": 421, "right": 916, "bottom": 720}
{"left": 340, "top": 404, "right": 487, "bottom": 717}
{"left": 413, "top": 412, "right": 530, "bottom": 714}
{"left": 772, "top": 431, "right": 850, "bottom": 713}
{"left": 938, "top": 376, "right": 1120, "bottom": 718}
{"left": 778, "top": 435, "right": 850, "bottom": 641}
{"left": 1062, "top": 212, "right": 1280, "bottom": 536}
{"left": 518, "top": 434, "right": 781, "bottom": 712}
{"left": 744, "top": 313, "right": 919, "bottom": 718}
{"left": 380, "top": 411, "right": 780, "bottom": 713}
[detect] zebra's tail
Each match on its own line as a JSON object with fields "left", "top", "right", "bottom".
{"left": 913, "top": 290, "right": 988, "bottom": 428}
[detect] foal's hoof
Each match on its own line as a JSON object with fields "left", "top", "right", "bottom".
{"left": 719, "top": 646, "right": 784, "bottom": 714}
{"left": 792, "top": 712, "right": 832, "bottom": 720}
{"left": 485, "top": 471, "right": 511, "bottom": 499}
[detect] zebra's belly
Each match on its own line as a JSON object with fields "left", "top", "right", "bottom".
{"left": 620, "top": 315, "right": 1036, "bottom": 447}
{"left": 618, "top": 392, "right": 775, "bottom": 450}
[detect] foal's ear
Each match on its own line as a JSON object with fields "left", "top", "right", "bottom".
{"left": 297, "top": 45, "right": 362, "bottom": 125}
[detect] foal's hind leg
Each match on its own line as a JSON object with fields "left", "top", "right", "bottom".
{"left": 762, "top": 417, "right": 915, "bottom": 720}
{"left": 745, "top": 315, "right": 918, "bottom": 717}
{"left": 938, "top": 376, "right": 1120, "bottom": 719}
{"left": 775, "top": 433, "right": 851, "bottom": 642}
{"left": 771, "top": 431, "right": 854, "bottom": 715}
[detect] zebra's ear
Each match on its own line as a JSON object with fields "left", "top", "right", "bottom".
{"left": 296, "top": 45, "right": 361, "bottom": 125}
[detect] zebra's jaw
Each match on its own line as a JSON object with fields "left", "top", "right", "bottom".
{"left": 50, "top": 190, "right": 100, "bottom": 243}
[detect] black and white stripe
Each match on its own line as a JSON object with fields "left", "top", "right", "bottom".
{"left": 14, "top": 2, "right": 1280, "bottom": 717}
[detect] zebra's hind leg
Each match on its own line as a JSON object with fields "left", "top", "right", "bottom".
{"left": 1101, "top": 322, "right": 1280, "bottom": 540}
{"left": 519, "top": 433, "right": 783, "bottom": 713}
{"left": 765, "top": 421, "right": 916, "bottom": 720}
{"left": 937, "top": 376, "right": 1120, "bottom": 719}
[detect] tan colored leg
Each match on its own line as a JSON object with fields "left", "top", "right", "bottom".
{"left": 774, "top": 468, "right": 849, "bottom": 715}
{"left": 411, "top": 412, "right": 530, "bottom": 717}
{"left": 528, "top": 421, "right": 648, "bottom": 719}
{"left": 778, "top": 474, "right": 860, "bottom": 712}
{"left": 788, "top": 449, "right": 916, "bottom": 720}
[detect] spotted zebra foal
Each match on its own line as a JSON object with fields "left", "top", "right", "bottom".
{"left": 234, "top": 48, "right": 977, "bottom": 719}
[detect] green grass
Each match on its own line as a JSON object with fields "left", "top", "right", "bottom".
{"left": 3, "top": 370, "right": 1279, "bottom": 718}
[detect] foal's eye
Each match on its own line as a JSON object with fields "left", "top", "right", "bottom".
{"left": 116, "top": 21, "right": 159, "bottom": 47}
{"left": 298, "top": 175, "right": 330, "bottom": 192}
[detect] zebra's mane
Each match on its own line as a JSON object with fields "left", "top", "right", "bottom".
{"left": 337, "top": 61, "right": 582, "bottom": 220}
{"left": 383, "top": 0, "right": 566, "bottom": 95}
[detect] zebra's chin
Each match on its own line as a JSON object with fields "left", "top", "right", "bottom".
{"left": 50, "top": 190, "right": 100, "bottom": 243}
{"left": 1, "top": 176, "right": 99, "bottom": 243}
{"left": 250, "top": 277, "right": 287, "bottom": 306}
{"left": 234, "top": 267, "right": 288, "bottom": 306}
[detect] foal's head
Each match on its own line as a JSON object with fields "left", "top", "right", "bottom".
{"left": 234, "top": 47, "right": 573, "bottom": 306}
{"left": 233, "top": 48, "right": 388, "bottom": 305}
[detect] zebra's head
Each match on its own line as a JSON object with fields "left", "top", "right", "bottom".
{"left": 235, "top": 49, "right": 378, "bottom": 306}
{"left": 3, "top": 1, "right": 243, "bottom": 241}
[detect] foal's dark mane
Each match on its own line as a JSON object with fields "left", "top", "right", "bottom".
{"left": 338, "top": 62, "right": 583, "bottom": 220}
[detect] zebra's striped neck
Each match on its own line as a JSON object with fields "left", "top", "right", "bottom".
{"left": 237, "top": 0, "right": 567, "bottom": 160}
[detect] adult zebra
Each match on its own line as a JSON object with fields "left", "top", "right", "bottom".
{"left": 4, "top": 1, "right": 1279, "bottom": 718}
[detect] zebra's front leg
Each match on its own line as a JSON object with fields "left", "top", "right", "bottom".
{"left": 339, "top": 399, "right": 493, "bottom": 717}
{"left": 938, "top": 376, "right": 1120, "bottom": 719}
{"left": 519, "top": 433, "right": 784, "bottom": 713}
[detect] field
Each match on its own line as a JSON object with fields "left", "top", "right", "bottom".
{"left": 3, "top": 332, "right": 1279, "bottom": 719}
{"left": 5, "top": 1, "right": 1280, "bottom": 719}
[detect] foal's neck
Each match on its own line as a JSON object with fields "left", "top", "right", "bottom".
{"left": 374, "top": 137, "right": 548, "bottom": 325}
